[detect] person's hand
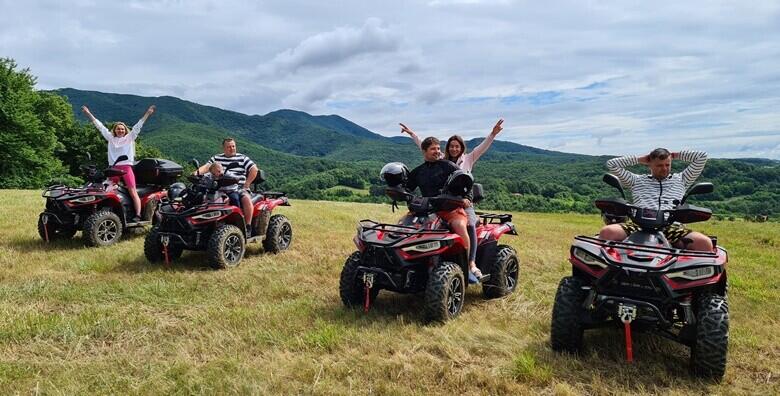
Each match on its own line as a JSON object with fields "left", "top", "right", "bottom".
{"left": 491, "top": 118, "right": 504, "bottom": 136}
{"left": 638, "top": 154, "right": 651, "bottom": 165}
{"left": 463, "top": 198, "right": 472, "bottom": 208}
{"left": 146, "top": 105, "right": 156, "bottom": 115}
{"left": 671, "top": 151, "right": 680, "bottom": 160}
{"left": 399, "top": 123, "right": 415, "bottom": 136}
{"left": 81, "top": 105, "right": 90, "bottom": 115}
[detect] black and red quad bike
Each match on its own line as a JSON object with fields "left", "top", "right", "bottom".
{"left": 38, "top": 154, "right": 183, "bottom": 247}
{"left": 339, "top": 165, "right": 519, "bottom": 322}
{"left": 144, "top": 160, "right": 292, "bottom": 269}
{"left": 550, "top": 174, "right": 729, "bottom": 380}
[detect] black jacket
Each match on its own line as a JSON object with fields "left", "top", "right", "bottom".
{"left": 406, "top": 160, "right": 460, "bottom": 197}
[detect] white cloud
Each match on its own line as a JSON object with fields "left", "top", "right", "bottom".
{"left": 1, "top": 1, "right": 779, "bottom": 158}
{"left": 269, "top": 18, "right": 401, "bottom": 73}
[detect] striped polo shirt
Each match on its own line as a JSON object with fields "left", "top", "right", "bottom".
{"left": 207, "top": 153, "right": 256, "bottom": 186}
{"left": 606, "top": 150, "right": 708, "bottom": 210}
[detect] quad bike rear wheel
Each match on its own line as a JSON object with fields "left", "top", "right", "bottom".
{"left": 424, "top": 261, "right": 465, "bottom": 322}
{"left": 208, "top": 224, "right": 245, "bottom": 269}
{"left": 482, "top": 244, "right": 519, "bottom": 299}
{"left": 339, "top": 251, "right": 379, "bottom": 308}
{"left": 83, "top": 209, "right": 123, "bottom": 247}
{"left": 550, "top": 276, "right": 587, "bottom": 354}
{"left": 690, "top": 293, "right": 729, "bottom": 381}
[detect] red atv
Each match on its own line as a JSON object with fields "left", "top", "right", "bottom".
{"left": 551, "top": 174, "right": 729, "bottom": 380}
{"left": 144, "top": 160, "right": 292, "bottom": 269}
{"left": 38, "top": 154, "right": 182, "bottom": 246}
{"left": 339, "top": 164, "right": 519, "bottom": 322}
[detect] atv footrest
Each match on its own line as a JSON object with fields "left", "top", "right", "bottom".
{"left": 126, "top": 220, "right": 152, "bottom": 228}
{"left": 246, "top": 236, "right": 262, "bottom": 243}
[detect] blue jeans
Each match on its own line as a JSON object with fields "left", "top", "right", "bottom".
{"left": 226, "top": 190, "right": 247, "bottom": 209}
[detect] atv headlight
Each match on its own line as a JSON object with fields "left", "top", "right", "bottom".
{"left": 43, "top": 190, "right": 53, "bottom": 197}
{"left": 573, "top": 247, "right": 607, "bottom": 268}
{"left": 70, "top": 195, "right": 97, "bottom": 204}
{"left": 191, "top": 211, "right": 223, "bottom": 221}
{"left": 402, "top": 241, "right": 441, "bottom": 253}
{"left": 667, "top": 266, "right": 715, "bottom": 281}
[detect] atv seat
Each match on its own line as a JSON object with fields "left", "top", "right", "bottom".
{"left": 104, "top": 168, "right": 127, "bottom": 178}
{"left": 118, "top": 186, "right": 157, "bottom": 197}
{"left": 251, "top": 193, "right": 265, "bottom": 205}
{"left": 400, "top": 213, "right": 449, "bottom": 230}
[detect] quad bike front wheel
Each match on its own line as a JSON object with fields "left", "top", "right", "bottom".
{"left": 208, "top": 224, "right": 245, "bottom": 269}
{"left": 550, "top": 276, "right": 587, "bottom": 354}
{"left": 482, "top": 244, "right": 519, "bottom": 299}
{"left": 263, "top": 214, "right": 292, "bottom": 253}
{"left": 424, "top": 261, "right": 465, "bottom": 322}
{"left": 144, "top": 227, "right": 183, "bottom": 263}
{"left": 37, "top": 215, "right": 77, "bottom": 241}
{"left": 690, "top": 293, "right": 729, "bottom": 381}
{"left": 339, "top": 251, "right": 379, "bottom": 308}
{"left": 83, "top": 209, "right": 123, "bottom": 247}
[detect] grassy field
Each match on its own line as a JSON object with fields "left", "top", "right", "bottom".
{"left": 0, "top": 189, "right": 778, "bottom": 395}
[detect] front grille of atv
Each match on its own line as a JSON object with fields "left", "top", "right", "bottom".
{"left": 362, "top": 246, "right": 397, "bottom": 270}
{"left": 601, "top": 272, "right": 664, "bottom": 300}
{"left": 47, "top": 199, "right": 66, "bottom": 212}
{"left": 159, "top": 216, "right": 188, "bottom": 232}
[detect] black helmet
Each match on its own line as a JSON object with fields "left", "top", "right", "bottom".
{"left": 168, "top": 182, "right": 186, "bottom": 201}
{"left": 380, "top": 162, "right": 410, "bottom": 187}
{"left": 444, "top": 170, "right": 473, "bottom": 196}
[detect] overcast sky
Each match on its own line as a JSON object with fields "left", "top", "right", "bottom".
{"left": 2, "top": 0, "right": 779, "bottom": 159}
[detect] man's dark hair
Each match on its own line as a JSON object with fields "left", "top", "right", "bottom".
{"left": 222, "top": 137, "right": 235, "bottom": 146}
{"left": 649, "top": 147, "right": 671, "bottom": 160}
{"left": 421, "top": 137, "right": 440, "bottom": 151}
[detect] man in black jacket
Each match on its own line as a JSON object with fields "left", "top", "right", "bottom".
{"left": 405, "top": 137, "right": 476, "bottom": 277}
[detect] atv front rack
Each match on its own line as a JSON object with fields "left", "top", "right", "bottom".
{"left": 358, "top": 219, "right": 449, "bottom": 236}
{"left": 575, "top": 235, "right": 719, "bottom": 258}
{"left": 42, "top": 185, "right": 103, "bottom": 198}
{"left": 475, "top": 212, "right": 513, "bottom": 225}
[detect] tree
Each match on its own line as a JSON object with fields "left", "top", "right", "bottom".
{"left": 0, "top": 58, "right": 66, "bottom": 187}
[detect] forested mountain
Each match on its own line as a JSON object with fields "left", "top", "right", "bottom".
{"left": 46, "top": 88, "right": 780, "bottom": 220}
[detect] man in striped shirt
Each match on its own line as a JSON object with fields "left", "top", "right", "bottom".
{"left": 598, "top": 148, "right": 713, "bottom": 251}
{"left": 197, "top": 138, "right": 258, "bottom": 234}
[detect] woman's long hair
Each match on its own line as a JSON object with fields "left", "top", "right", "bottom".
{"left": 445, "top": 135, "right": 467, "bottom": 163}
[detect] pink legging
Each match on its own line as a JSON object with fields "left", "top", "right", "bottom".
{"left": 110, "top": 165, "right": 136, "bottom": 188}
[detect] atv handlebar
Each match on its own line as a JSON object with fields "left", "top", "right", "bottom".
{"left": 385, "top": 186, "right": 467, "bottom": 215}
{"left": 595, "top": 199, "right": 712, "bottom": 229}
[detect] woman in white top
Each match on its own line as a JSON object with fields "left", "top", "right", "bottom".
{"left": 400, "top": 119, "right": 504, "bottom": 281}
{"left": 81, "top": 105, "right": 156, "bottom": 222}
